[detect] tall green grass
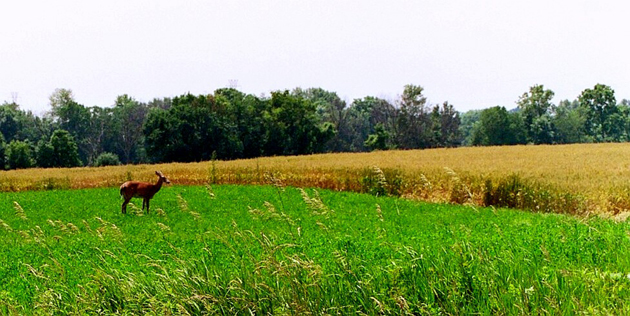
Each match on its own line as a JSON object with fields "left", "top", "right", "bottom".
{"left": 1, "top": 185, "right": 630, "bottom": 314}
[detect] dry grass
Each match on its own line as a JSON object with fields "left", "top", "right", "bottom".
{"left": 2, "top": 143, "right": 630, "bottom": 214}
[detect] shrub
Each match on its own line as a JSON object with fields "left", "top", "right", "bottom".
{"left": 6, "top": 140, "right": 34, "bottom": 169}
{"left": 94, "top": 152, "right": 121, "bottom": 167}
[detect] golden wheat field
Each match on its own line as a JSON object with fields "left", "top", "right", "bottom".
{"left": 2, "top": 143, "right": 630, "bottom": 215}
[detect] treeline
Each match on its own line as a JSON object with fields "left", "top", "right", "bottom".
{"left": 0, "top": 83, "right": 627, "bottom": 170}
{"left": 462, "top": 84, "right": 630, "bottom": 146}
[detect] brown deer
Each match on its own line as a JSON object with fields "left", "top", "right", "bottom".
{"left": 120, "top": 171, "right": 171, "bottom": 214}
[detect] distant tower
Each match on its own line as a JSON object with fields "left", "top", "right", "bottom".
{"left": 228, "top": 79, "right": 239, "bottom": 89}
{"left": 10, "top": 91, "right": 18, "bottom": 104}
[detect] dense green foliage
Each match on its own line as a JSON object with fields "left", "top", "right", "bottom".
{"left": 471, "top": 106, "right": 526, "bottom": 146}
{"left": 1, "top": 185, "right": 630, "bottom": 314}
{"left": 6, "top": 140, "right": 34, "bottom": 169}
{"left": 0, "top": 134, "right": 5, "bottom": 170}
{"left": 93, "top": 152, "right": 121, "bottom": 167}
{"left": 1, "top": 84, "right": 629, "bottom": 169}
{"left": 35, "top": 130, "right": 81, "bottom": 168}
{"left": 469, "top": 84, "right": 630, "bottom": 146}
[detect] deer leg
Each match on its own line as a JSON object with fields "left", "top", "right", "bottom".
{"left": 146, "top": 199, "right": 150, "bottom": 214}
{"left": 122, "top": 198, "right": 131, "bottom": 214}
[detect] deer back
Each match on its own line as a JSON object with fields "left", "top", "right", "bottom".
{"left": 120, "top": 181, "right": 161, "bottom": 199}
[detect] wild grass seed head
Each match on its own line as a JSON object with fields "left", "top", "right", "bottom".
{"left": 299, "top": 188, "right": 331, "bottom": 215}
{"left": 0, "top": 219, "right": 13, "bottom": 231}
{"left": 13, "top": 201, "right": 27, "bottom": 220}
{"left": 177, "top": 194, "right": 189, "bottom": 212}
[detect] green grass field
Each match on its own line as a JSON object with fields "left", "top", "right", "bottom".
{"left": 2, "top": 185, "right": 630, "bottom": 315}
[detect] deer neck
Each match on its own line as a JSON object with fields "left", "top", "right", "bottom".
{"left": 153, "top": 178, "right": 164, "bottom": 192}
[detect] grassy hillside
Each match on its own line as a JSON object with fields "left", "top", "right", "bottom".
{"left": 2, "top": 185, "right": 630, "bottom": 314}
{"left": 2, "top": 143, "right": 630, "bottom": 214}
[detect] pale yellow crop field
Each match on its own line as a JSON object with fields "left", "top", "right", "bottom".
{"left": 2, "top": 143, "right": 630, "bottom": 214}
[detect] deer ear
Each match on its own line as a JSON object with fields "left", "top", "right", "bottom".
{"left": 155, "top": 171, "right": 160, "bottom": 176}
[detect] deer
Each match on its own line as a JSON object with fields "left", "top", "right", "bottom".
{"left": 120, "top": 171, "right": 171, "bottom": 214}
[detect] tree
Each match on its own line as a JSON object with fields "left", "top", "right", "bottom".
{"left": 113, "top": 95, "right": 147, "bottom": 164}
{"left": 364, "top": 123, "right": 390, "bottom": 151}
{"left": 431, "top": 101, "right": 461, "bottom": 147}
{"left": 214, "top": 88, "right": 267, "bottom": 158}
{"left": 50, "top": 129, "right": 82, "bottom": 167}
{"left": 617, "top": 101, "right": 630, "bottom": 141}
{"left": 0, "top": 103, "right": 20, "bottom": 142}
{"left": 6, "top": 140, "right": 34, "bottom": 169}
{"left": 530, "top": 115, "right": 555, "bottom": 144}
{"left": 459, "top": 110, "right": 482, "bottom": 146}
{"left": 84, "top": 106, "right": 113, "bottom": 165}
{"left": 517, "top": 84, "right": 555, "bottom": 144}
{"left": 143, "top": 108, "right": 178, "bottom": 162}
{"left": 144, "top": 93, "right": 244, "bottom": 162}
{"left": 263, "top": 91, "right": 334, "bottom": 156}
{"left": 35, "top": 140, "right": 55, "bottom": 168}
{"left": 471, "top": 106, "right": 526, "bottom": 146}
{"left": 0, "top": 133, "right": 6, "bottom": 170}
{"left": 49, "top": 89, "right": 91, "bottom": 162}
{"left": 395, "top": 84, "right": 431, "bottom": 149}
{"left": 0, "top": 102, "right": 53, "bottom": 144}
{"left": 348, "top": 97, "right": 396, "bottom": 151}
{"left": 292, "top": 88, "right": 347, "bottom": 152}
{"left": 37, "top": 130, "right": 82, "bottom": 168}
{"left": 578, "top": 84, "right": 617, "bottom": 141}
{"left": 552, "top": 100, "right": 587, "bottom": 144}
{"left": 147, "top": 97, "right": 173, "bottom": 110}
{"left": 49, "top": 88, "right": 75, "bottom": 111}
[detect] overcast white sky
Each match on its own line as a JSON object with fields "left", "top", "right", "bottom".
{"left": 1, "top": 0, "right": 629, "bottom": 115}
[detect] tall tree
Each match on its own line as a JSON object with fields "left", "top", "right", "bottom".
{"left": 113, "top": 95, "right": 147, "bottom": 164}
{"left": 517, "top": 84, "right": 555, "bottom": 144}
{"left": 578, "top": 84, "right": 617, "bottom": 141}
{"left": 0, "top": 103, "right": 20, "bottom": 142}
{"left": 36, "top": 130, "right": 82, "bottom": 168}
{"left": 431, "top": 101, "right": 461, "bottom": 147}
{"left": 552, "top": 100, "right": 587, "bottom": 143}
{"left": 214, "top": 88, "right": 266, "bottom": 158}
{"left": 36, "top": 140, "right": 55, "bottom": 168}
{"left": 292, "top": 88, "right": 347, "bottom": 152}
{"left": 82, "top": 106, "right": 113, "bottom": 166}
{"left": 144, "top": 93, "right": 243, "bottom": 162}
{"left": 395, "top": 84, "right": 431, "bottom": 149}
{"left": 471, "top": 106, "right": 526, "bottom": 146}
{"left": 348, "top": 96, "right": 396, "bottom": 151}
{"left": 263, "top": 91, "right": 334, "bottom": 156}
{"left": 49, "top": 89, "right": 91, "bottom": 162}
{"left": 147, "top": 97, "right": 173, "bottom": 110}
{"left": 1, "top": 102, "right": 54, "bottom": 144}
{"left": 50, "top": 129, "right": 82, "bottom": 167}
{"left": 49, "top": 88, "right": 75, "bottom": 111}
{"left": 143, "top": 108, "right": 178, "bottom": 162}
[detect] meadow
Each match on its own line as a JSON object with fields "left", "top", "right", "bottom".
{"left": 3, "top": 143, "right": 630, "bottom": 215}
{"left": 2, "top": 184, "right": 630, "bottom": 314}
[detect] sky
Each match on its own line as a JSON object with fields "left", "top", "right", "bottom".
{"left": 1, "top": 0, "right": 629, "bottom": 115}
